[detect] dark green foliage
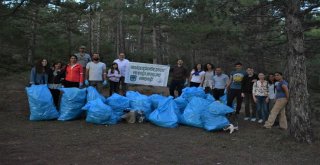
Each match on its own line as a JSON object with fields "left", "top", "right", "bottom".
{"left": 0, "top": 0, "right": 319, "bottom": 73}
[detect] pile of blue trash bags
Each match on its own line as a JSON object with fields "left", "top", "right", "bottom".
{"left": 26, "top": 85, "right": 234, "bottom": 132}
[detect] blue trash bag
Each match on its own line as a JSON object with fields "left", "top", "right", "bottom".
{"left": 179, "top": 97, "right": 211, "bottom": 128}
{"left": 206, "top": 94, "right": 215, "bottom": 102}
{"left": 148, "top": 97, "right": 179, "bottom": 128}
{"left": 126, "top": 91, "right": 152, "bottom": 117}
{"left": 25, "top": 85, "right": 59, "bottom": 121}
{"left": 219, "top": 94, "right": 227, "bottom": 104}
{"left": 149, "top": 94, "right": 167, "bottom": 110}
{"left": 82, "top": 98, "right": 112, "bottom": 125}
{"left": 207, "top": 101, "right": 234, "bottom": 115}
{"left": 219, "top": 94, "right": 236, "bottom": 109}
{"left": 58, "top": 88, "right": 86, "bottom": 121}
{"left": 106, "top": 111, "right": 121, "bottom": 125}
{"left": 105, "top": 93, "right": 130, "bottom": 116}
{"left": 202, "top": 112, "right": 230, "bottom": 131}
{"left": 174, "top": 96, "right": 188, "bottom": 113}
{"left": 181, "top": 87, "right": 206, "bottom": 101}
{"left": 87, "top": 86, "right": 106, "bottom": 102}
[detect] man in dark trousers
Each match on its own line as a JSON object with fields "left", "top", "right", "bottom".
{"left": 226, "top": 62, "right": 247, "bottom": 115}
{"left": 169, "top": 59, "right": 188, "bottom": 97}
{"left": 225, "top": 62, "right": 247, "bottom": 131}
{"left": 241, "top": 67, "right": 258, "bottom": 121}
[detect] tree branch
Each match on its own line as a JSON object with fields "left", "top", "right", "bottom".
{"left": 301, "top": 4, "right": 320, "bottom": 15}
{"left": 0, "top": 0, "right": 26, "bottom": 17}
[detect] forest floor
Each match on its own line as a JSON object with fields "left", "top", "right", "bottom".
{"left": 0, "top": 73, "right": 319, "bottom": 165}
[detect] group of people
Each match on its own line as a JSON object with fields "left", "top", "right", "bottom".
{"left": 30, "top": 46, "right": 289, "bottom": 130}
{"left": 169, "top": 60, "right": 289, "bottom": 130}
{"left": 29, "top": 46, "right": 130, "bottom": 107}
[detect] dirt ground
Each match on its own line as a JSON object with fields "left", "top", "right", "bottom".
{"left": 0, "top": 73, "right": 319, "bottom": 165}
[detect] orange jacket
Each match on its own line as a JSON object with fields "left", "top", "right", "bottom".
{"left": 65, "top": 63, "right": 83, "bottom": 83}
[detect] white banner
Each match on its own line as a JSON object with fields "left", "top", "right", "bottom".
{"left": 125, "top": 62, "right": 170, "bottom": 87}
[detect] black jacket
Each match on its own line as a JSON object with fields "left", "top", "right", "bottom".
{"left": 241, "top": 74, "right": 258, "bottom": 93}
{"left": 48, "top": 69, "right": 65, "bottom": 84}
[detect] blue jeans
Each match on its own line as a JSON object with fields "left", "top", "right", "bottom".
{"left": 256, "top": 96, "right": 268, "bottom": 121}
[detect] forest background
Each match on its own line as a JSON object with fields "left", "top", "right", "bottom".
{"left": 1, "top": 0, "right": 320, "bottom": 143}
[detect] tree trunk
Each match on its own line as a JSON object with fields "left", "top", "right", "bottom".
{"left": 285, "top": 0, "right": 313, "bottom": 144}
{"left": 254, "top": 2, "right": 265, "bottom": 72}
{"left": 27, "top": 8, "right": 38, "bottom": 64}
{"left": 96, "top": 11, "right": 101, "bottom": 53}
{"left": 119, "top": 10, "right": 125, "bottom": 53}
{"left": 152, "top": 25, "right": 158, "bottom": 64}
{"left": 138, "top": 13, "right": 144, "bottom": 53}
{"left": 116, "top": 22, "right": 120, "bottom": 56}
{"left": 89, "top": 4, "right": 94, "bottom": 55}
{"left": 67, "top": 16, "right": 72, "bottom": 56}
{"left": 163, "top": 32, "right": 169, "bottom": 65}
{"left": 157, "top": 25, "right": 163, "bottom": 64}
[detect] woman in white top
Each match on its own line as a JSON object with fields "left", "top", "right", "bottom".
{"left": 189, "top": 63, "right": 205, "bottom": 87}
{"left": 252, "top": 73, "right": 269, "bottom": 124}
{"left": 202, "top": 63, "right": 215, "bottom": 93}
{"left": 107, "top": 62, "right": 122, "bottom": 96}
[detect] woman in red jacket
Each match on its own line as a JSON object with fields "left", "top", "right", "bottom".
{"left": 64, "top": 55, "right": 84, "bottom": 88}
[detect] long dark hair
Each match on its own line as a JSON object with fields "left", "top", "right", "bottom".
{"left": 268, "top": 73, "right": 275, "bottom": 84}
{"left": 35, "top": 59, "right": 50, "bottom": 74}
{"left": 204, "top": 63, "right": 214, "bottom": 72}
{"left": 110, "top": 62, "right": 120, "bottom": 74}
{"left": 193, "top": 63, "right": 203, "bottom": 72}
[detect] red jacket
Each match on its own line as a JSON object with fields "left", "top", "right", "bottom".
{"left": 65, "top": 63, "right": 83, "bottom": 83}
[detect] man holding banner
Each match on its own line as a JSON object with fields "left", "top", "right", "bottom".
{"left": 169, "top": 59, "right": 189, "bottom": 97}
{"left": 114, "top": 52, "right": 130, "bottom": 94}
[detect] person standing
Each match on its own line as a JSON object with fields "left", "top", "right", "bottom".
{"left": 267, "top": 73, "right": 276, "bottom": 112}
{"left": 29, "top": 59, "right": 50, "bottom": 85}
{"left": 107, "top": 62, "right": 121, "bottom": 96}
{"left": 189, "top": 63, "right": 205, "bottom": 87}
{"left": 48, "top": 62, "right": 65, "bottom": 107}
{"left": 264, "top": 72, "right": 289, "bottom": 130}
{"left": 75, "top": 45, "right": 91, "bottom": 80}
{"left": 169, "top": 59, "right": 189, "bottom": 97}
{"left": 226, "top": 62, "right": 247, "bottom": 115}
{"left": 212, "top": 67, "right": 229, "bottom": 100}
{"left": 241, "top": 67, "right": 258, "bottom": 121}
{"left": 64, "top": 55, "right": 84, "bottom": 88}
{"left": 202, "top": 63, "right": 215, "bottom": 94}
{"left": 113, "top": 52, "right": 130, "bottom": 95}
{"left": 85, "top": 53, "right": 107, "bottom": 92}
{"left": 252, "top": 73, "right": 269, "bottom": 124}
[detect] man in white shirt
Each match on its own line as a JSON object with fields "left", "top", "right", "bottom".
{"left": 212, "top": 67, "right": 229, "bottom": 100}
{"left": 113, "top": 52, "right": 130, "bottom": 94}
{"left": 85, "top": 53, "right": 107, "bottom": 92}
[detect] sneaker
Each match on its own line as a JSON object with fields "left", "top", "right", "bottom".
{"left": 250, "top": 118, "right": 256, "bottom": 122}
{"left": 244, "top": 117, "right": 250, "bottom": 121}
{"left": 258, "top": 119, "right": 263, "bottom": 124}
{"left": 223, "top": 124, "right": 238, "bottom": 134}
